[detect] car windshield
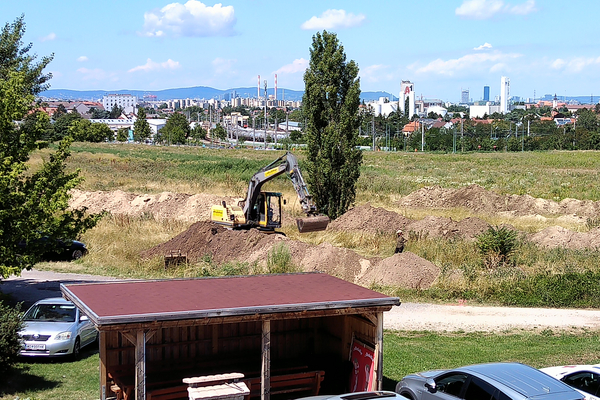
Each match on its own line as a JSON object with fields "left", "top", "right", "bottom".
{"left": 23, "top": 303, "right": 76, "bottom": 322}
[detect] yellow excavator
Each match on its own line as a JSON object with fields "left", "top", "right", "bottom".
{"left": 211, "top": 152, "right": 330, "bottom": 233}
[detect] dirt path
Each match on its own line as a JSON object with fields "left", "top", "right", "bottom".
{"left": 3, "top": 269, "right": 599, "bottom": 333}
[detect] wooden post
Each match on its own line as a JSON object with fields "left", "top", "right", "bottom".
{"left": 373, "top": 312, "right": 384, "bottom": 390}
{"left": 135, "top": 330, "right": 146, "bottom": 400}
{"left": 99, "top": 331, "right": 108, "bottom": 400}
{"left": 261, "top": 320, "right": 271, "bottom": 400}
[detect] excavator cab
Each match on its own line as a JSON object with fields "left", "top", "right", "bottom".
{"left": 255, "top": 192, "right": 282, "bottom": 231}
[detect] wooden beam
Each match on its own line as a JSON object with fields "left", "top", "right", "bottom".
{"left": 373, "top": 312, "right": 384, "bottom": 391}
{"left": 99, "top": 331, "right": 108, "bottom": 400}
{"left": 261, "top": 320, "right": 271, "bottom": 400}
{"left": 135, "top": 330, "right": 146, "bottom": 400}
{"left": 97, "top": 306, "right": 392, "bottom": 332}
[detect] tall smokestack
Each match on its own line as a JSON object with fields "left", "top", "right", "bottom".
{"left": 258, "top": 75, "right": 260, "bottom": 99}
{"left": 275, "top": 74, "right": 278, "bottom": 101}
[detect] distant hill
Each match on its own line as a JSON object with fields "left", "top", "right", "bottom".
{"left": 39, "top": 86, "right": 398, "bottom": 103}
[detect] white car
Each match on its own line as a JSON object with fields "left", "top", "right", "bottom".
{"left": 541, "top": 365, "right": 600, "bottom": 400}
{"left": 19, "top": 297, "right": 98, "bottom": 357}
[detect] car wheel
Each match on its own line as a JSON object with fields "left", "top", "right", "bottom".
{"left": 72, "top": 337, "right": 81, "bottom": 358}
{"left": 400, "top": 392, "right": 414, "bottom": 400}
{"left": 71, "top": 249, "right": 84, "bottom": 260}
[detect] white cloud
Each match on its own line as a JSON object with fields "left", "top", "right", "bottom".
{"left": 474, "top": 42, "right": 493, "bottom": 51}
{"left": 142, "top": 0, "right": 236, "bottom": 37}
{"left": 360, "top": 64, "right": 395, "bottom": 83}
{"left": 274, "top": 58, "right": 308, "bottom": 75}
{"left": 509, "top": 0, "right": 537, "bottom": 15}
{"left": 413, "top": 51, "right": 521, "bottom": 76}
{"left": 456, "top": 0, "right": 537, "bottom": 19}
{"left": 212, "top": 57, "right": 237, "bottom": 74}
{"left": 128, "top": 58, "right": 181, "bottom": 73}
{"left": 301, "top": 9, "right": 366, "bottom": 30}
{"left": 76, "top": 68, "right": 107, "bottom": 81}
{"left": 40, "top": 32, "right": 56, "bottom": 42}
{"left": 77, "top": 56, "right": 88, "bottom": 62}
{"left": 551, "top": 56, "right": 600, "bottom": 73}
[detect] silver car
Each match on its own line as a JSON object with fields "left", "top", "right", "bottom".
{"left": 298, "top": 391, "right": 410, "bottom": 400}
{"left": 19, "top": 297, "right": 98, "bottom": 357}
{"left": 395, "top": 362, "right": 584, "bottom": 400}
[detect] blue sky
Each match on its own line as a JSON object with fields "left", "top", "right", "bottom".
{"left": 3, "top": 0, "right": 599, "bottom": 102}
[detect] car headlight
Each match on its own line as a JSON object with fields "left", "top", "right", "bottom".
{"left": 55, "top": 331, "right": 72, "bottom": 341}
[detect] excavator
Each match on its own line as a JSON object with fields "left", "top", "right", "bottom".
{"left": 210, "top": 152, "right": 330, "bottom": 233}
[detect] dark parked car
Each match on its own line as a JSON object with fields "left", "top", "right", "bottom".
{"left": 19, "top": 236, "right": 88, "bottom": 261}
{"left": 396, "top": 362, "right": 584, "bottom": 400}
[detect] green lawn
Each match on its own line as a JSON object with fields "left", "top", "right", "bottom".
{"left": 3, "top": 331, "right": 600, "bottom": 399}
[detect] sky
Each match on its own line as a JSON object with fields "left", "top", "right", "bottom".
{"left": 3, "top": 0, "right": 600, "bottom": 103}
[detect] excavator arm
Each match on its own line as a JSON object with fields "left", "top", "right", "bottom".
{"left": 240, "top": 152, "right": 329, "bottom": 233}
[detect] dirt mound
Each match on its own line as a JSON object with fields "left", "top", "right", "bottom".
{"left": 327, "top": 203, "right": 412, "bottom": 234}
{"left": 141, "top": 221, "right": 438, "bottom": 287}
{"left": 399, "top": 184, "right": 600, "bottom": 217}
{"left": 529, "top": 226, "right": 600, "bottom": 249}
{"left": 70, "top": 189, "right": 229, "bottom": 221}
{"left": 358, "top": 252, "right": 440, "bottom": 289}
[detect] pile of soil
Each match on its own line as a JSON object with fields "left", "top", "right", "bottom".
{"left": 358, "top": 252, "right": 441, "bottom": 289}
{"left": 404, "top": 216, "right": 490, "bottom": 240}
{"left": 399, "top": 184, "right": 600, "bottom": 218}
{"left": 70, "top": 189, "right": 228, "bottom": 221}
{"left": 327, "top": 203, "right": 412, "bottom": 234}
{"left": 140, "top": 221, "right": 438, "bottom": 287}
{"left": 529, "top": 226, "right": 600, "bottom": 249}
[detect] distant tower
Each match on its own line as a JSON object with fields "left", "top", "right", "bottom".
{"left": 461, "top": 89, "right": 470, "bottom": 104}
{"left": 500, "top": 76, "right": 510, "bottom": 114}
{"left": 483, "top": 86, "right": 490, "bottom": 102}
{"left": 553, "top": 94, "right": 558, "bottom": 110}
{"left": 274, "top": 74, "right": 278, "bottom": 101}
{"left": 400, "top": 81, "right": 415, "bottom": 118}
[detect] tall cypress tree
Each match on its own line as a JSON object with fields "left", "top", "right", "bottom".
{"left": 133, "top": 107, "right": 151, "bottom": 142}
{"left": 302, "top": 31, "right": 362, "bottom": 220}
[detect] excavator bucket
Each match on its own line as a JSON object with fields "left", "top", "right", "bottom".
{"left": 296, "top": 215, "right": 330, "bottom": 233}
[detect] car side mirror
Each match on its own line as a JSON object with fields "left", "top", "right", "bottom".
{"left": 424, "top": 378, "right": 437, "bottom": 393}
{"left": 80, "top": 315, "right": 89, "bottom": 322}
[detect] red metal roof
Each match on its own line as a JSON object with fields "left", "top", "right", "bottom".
{"left": 61, "top": 273, "right": 399, "bottom": 326}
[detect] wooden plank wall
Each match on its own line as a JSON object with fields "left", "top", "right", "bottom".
{"left": 104, "top": 314, "right": 375, "bottom": 372}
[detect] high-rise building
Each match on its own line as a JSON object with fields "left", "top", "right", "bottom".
{"left": 483, "top": 86, "right": 490, "bottom": 102}
{"left": 461, "top": 89, "right": 470, "bottom": 104}
{"left": 400, "top": 81, "right": 415, "bottom": 118}
{"left": 500, "top": 77, "right": 510, "bottom": 114}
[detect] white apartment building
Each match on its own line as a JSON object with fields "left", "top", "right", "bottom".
{"left": 102, "top": 94, "right": 138, "bottom": 114}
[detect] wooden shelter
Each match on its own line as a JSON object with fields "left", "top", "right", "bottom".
{"left": 61, "top": 273, "right": 400, "bottom": 400}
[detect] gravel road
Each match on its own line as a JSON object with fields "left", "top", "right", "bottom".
{"left": 3, "top": 269, "right": 600, "bottom": 332}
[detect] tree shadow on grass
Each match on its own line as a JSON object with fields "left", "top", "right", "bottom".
{"left": 0, "top": 347, "right": 99, "bottom": 397}
{"left": 0, "top": 364, "right": 59, "bottom": 397}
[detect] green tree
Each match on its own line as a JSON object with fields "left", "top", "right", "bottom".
{"left": 0, "top": 301, "right": 22, "bottom": 376}
{"left": 212, "top": 123, "right": 227, "bottom": 141}
{"left": 133, "top": 107, "right": 151, "bottom": 142}
{"left": 51, "top": 110, "right": 82, "bottom": 140}
{"left": 161, "top": 112, "right": 190, "bottom": 144}
{"left": 116, "top": 127, "right": 129, "bottom": 142}
{"left": 0, "top": 16, "right": 102, "bottom": 278}
{"left": 576, "top": 108, "right": 598, "bottom": 131}
{"left": 109, "top": 104, "right": 123, "bottom": 119}
{"left": 190, "top": 124, "right": 207, "bottom": 143}
{"left": 69, "top": 120, "right": 113, "bottom": 142}
{"left": 302, "top": 31, "right": 362, "bottom": 220}
{"left": 52, "top": 103, "right": 67, "bottom": 120}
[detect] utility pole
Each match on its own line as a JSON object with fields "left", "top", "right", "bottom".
{"left": 421, "top": 119, "right": 424, "bottom": 152}
{"left": 264, "top": 80, "right": 268, "bottom": 148}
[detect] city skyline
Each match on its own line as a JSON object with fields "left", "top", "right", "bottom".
{"left": 5, "top": 0, "right": 600, "bottom": 103}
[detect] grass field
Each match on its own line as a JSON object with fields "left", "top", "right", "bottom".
{"left": 26, "top": 144, "right": 600, "bottom": 307}
{"left": 3, "top": 331, "right": 600, "bottom": 400}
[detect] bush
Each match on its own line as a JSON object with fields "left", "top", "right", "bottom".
{"left": 0, "top": 300, "right": 23, "bottom": 376}
{"left": 475, "top": 226, "right": 519, "bottom": 267}
{"left": 267, "top": 243, "right": 297, "bottom": 274}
